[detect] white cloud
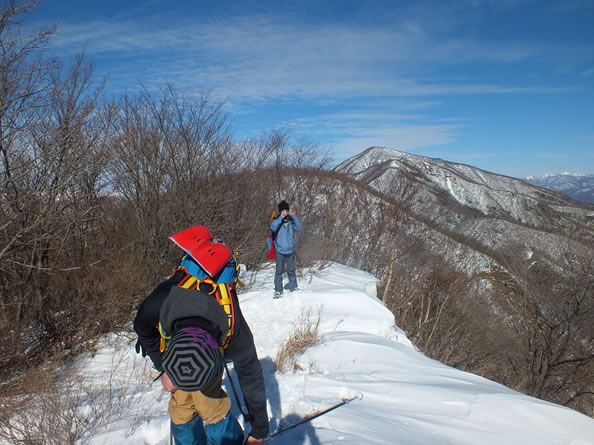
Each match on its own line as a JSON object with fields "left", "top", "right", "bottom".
{"left": 43, "top": 11, "right": 569, "bottom": 102}
{"left": 28, "top": 1, "right": 593, "bottom": 177}
{"left": 326, "top": 124, "right": 462, "bottom": 160}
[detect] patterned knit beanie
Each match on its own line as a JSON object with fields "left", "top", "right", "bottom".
{"left": 162, "top": 327, "right": 223, "bottom": 391}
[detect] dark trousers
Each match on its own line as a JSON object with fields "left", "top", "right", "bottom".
{"left": 274, "top": 251, "right": 297, "bottom": 293}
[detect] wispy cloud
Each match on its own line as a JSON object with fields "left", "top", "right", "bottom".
{"left": 27, "top": 0, "right": 594, "bottom": 175}
{"left": 44, "top": 10, "right": 574, "bottom": 102}
{"left": 321, "top": 123, "right": 463, "bottom": 160}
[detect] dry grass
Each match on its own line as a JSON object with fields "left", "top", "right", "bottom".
{"left": 275, "top": 307, "right": 322, "bottom": 373}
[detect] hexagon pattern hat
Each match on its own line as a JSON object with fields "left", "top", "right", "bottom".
{"left": 162, "top": 327, "right": 223, "bottom": 391}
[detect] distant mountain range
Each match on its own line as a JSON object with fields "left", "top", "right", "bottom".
{"left": 333, "top": 146, "right": 594, "bottom": 278}
{"left": 524, "top": 173, "right": 594, "bottom": 204}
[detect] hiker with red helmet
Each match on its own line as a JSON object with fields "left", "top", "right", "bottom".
{"left": 270, "top": 200, "right": 302, "bottom": 298}
{"left": 133, "top": 226, "right": 269, "bottom": 445}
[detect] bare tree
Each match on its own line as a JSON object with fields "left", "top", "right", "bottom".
{"left": 0, "top": 4, "right": 116, "bottom": 375}
{"left": 0, "top": 0, "right": 56, "bottom": 266}
{"left": 109, "top": 90, "right": 174, "bottom": 265}
{"left": 499, "top": 249, "right": 594, "bottom": 415}
{"left": 0, "top": 0, "right": 58, "bottom": 367}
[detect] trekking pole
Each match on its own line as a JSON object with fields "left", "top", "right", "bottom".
{"left": 266, "top": 396, "right": 358, "bottom": 441}
{"left": 224, "top": 362, "right": 252, "bottom": 421}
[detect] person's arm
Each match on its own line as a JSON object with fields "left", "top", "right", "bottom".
{"left": 270, "top": 214, "right": 283, "bottom": 232}
{"left": 231, "top": 337, "right": 269, "bottom": 438}
{"left": 290, "top": 213, "right": 302, "bottom": 232}
{"left": 225, "top": 300, "right": 269, "bottom": 439}
{"left": 133, "top": 281, "right": 171, "bottom": 371}
{"left": 234, "top": 359, "right": 268, "bottom": 439}
{"left": 134, "top": 305, "right": 163, "bottom": 371}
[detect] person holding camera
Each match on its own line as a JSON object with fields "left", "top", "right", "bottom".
{"left": 270, "top": 200, "right": 302, "bottom": 298}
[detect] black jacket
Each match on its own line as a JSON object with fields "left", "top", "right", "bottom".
{"left": 133, "top": 270, "right": 269, "bottom": 438}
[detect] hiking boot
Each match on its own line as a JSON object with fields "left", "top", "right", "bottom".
{"left": 273, "top": 291, "right": 283, "bottom": 299}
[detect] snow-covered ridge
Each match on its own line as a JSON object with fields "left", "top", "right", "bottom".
{"left": 336, "top": 146, "right": 585, "bottom": 211}
{"left": 333, "top": 146, "right": 594, "bottom": 277}
{"left": 53, "top": 263, "right": 594, "bottom": 445}
{"left": 335, "top": 146, "right": 425, "bottom": 175}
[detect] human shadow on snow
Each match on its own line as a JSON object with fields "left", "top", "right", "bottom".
{"left": 226, "top": 357, "right": 320, "bottom": 445}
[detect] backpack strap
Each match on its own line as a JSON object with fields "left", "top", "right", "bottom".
{"left": 158, "top": 321, "right": 171, "bottom": 353}
{"left": 158, "top": 271, "right": 237, "bottom": 354}
{"left": 187, "top": 278, "right": 235, "bottom": 353}
{"left": 270, "top": 210, "right": 283, "bottom": 240}
{"left": 159, "top": 253, "right": 243, "bottom": 354}
{"left": 213, "top": 282, "right": 235, "bottom": 350}
{"left": 178, "top": 273, "right": 200, "bottom": 289}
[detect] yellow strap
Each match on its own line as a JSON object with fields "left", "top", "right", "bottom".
{"left": 160, "top": 272, "right": 237, "bottom": 354}
{"left": 181, "top": 276, "right": 197, "bottom": 289}
{"left": 158, "top": 322, "right": 170, "bottom": 352}
{"left": 218, "top": 295, "right": 231, "bottom": 305}
{"left": 200, "top": 277, "right": 217, "bottom": 294}
{"left": 218, "top": 285, "right": 232, "bottom": 318}
{"left": 215, "top": 283, "right": 234, "bottom": 348}
{"left": 188, "top": 277, "right": 234, "bottom": 346}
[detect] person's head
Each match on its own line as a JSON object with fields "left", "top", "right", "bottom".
{"left": 162, "top": 326, "right": 223, "bottom": 391}
{"left": 278, "top": 200, "right": 290, "bottom": 213}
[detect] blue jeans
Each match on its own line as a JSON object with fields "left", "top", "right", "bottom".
{"left": 274, "top": 252, "right": 297, "bottom": 293}
{"left": 170, "top": 411, "right": 243, "bottom": 445}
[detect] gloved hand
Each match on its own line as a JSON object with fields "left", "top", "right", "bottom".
{"left": 135, "top": 339, "right": 147, "bottom": 357}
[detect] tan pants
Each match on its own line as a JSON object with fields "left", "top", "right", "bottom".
{"left": 168, "top": 372, "right": 231, "bottom": 425}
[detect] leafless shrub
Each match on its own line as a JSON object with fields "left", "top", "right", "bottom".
{"left": 382, "top": 255, "right": 488, "bottom": 367}
{"left": 0, "top": 343, "right": 152, "bottom": 445}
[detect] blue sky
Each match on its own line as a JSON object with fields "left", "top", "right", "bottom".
{"left": 31, "top": 0, "right": 594, "bottom": 178}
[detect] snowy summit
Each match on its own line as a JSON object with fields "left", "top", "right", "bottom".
{"left": 71, "top": 263, "right": 593, "bottom": 445}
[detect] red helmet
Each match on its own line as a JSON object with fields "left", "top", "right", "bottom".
{"left": 169, "top": 225, "right": 232, "bottom": 277}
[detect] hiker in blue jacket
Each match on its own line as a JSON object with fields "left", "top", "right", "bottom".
{"left": 270, "top": 200, "right": 302, "bottom": 297}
